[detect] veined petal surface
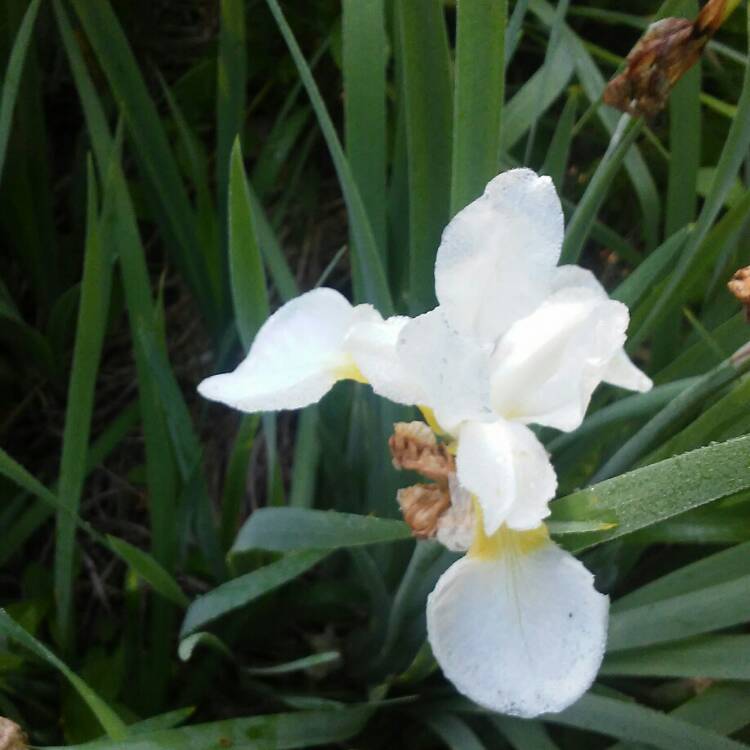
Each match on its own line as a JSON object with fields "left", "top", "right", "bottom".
{"left": 435, "top": 169, "right": 563, "bottom": 344}
{"left": 490, "top": 287, "right": 630, "bottom": 432}
{"left": 552, "top": 265, "right": 652, "bottom": 393}
{"left": 198, "top": 288, "right": 359, "bottom": 412}
{"left": 346, "top": 314, "right": 425, "bottom": 406}
{"left": 398, "top": 308, "right": 495, "bottom": 432}
{"left": 456, "top": 421, "right": 556, "bottom": 535}
{"left": 426, "top": 537, "right": 608, "bottom": 717}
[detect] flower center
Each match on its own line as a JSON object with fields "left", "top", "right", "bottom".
{"left": 468, "top": 499, "right": 548, "bottom": 560}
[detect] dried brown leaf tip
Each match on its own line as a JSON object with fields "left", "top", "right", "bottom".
{"left": 389, "top": 421, "right": 455, "bottom": 483}
{"left": 0, "top": 719, "right": 28, "bottom": 750}
{"left": 728, "top": 265, "right": 750, "bottom": 321}
{"left": 603, "top": 0, "right": 738, "bottom": 118}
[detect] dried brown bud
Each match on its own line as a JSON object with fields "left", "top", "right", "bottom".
{"left": 0, "top": 719, "right": 28, "bottom": 750}
{"left": 397, "top": 483, "right": 451, "bottom": 539}
{"left": 728, "top": 265, "right": 750, "bottom": 321}
{"left": 603, "top": 17, "right": 704, "bottom": 118}
{"left": 389, "top": 421, "right": 455, "bottom": 483}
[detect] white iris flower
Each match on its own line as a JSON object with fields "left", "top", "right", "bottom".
{"left": 198, "top": 168, "right": 652, "bottom": 717}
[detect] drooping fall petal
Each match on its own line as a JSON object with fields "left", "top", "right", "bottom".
{"left": 426, "top": 534, "right": 608, "bottom": 718}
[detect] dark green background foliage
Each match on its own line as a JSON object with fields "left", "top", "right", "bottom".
{"left": 1, "top": 0, "right": 750, "bottom": 746}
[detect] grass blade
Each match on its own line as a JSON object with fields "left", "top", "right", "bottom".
{"left": 264, "top": 0, "right": 392, "bottom": 313}
{"left": 228, "top": 139, "right": 270, "bottom": 348}
{"left": 0, "top": 610, "right": 127, "bottom": 739}
{"left": 55, "top": 159, "right": 113, "bottom": 652}
{"left": 451, "top": 0, "right": 506, "bottom": 214}
{"left": 0, "top": 0, "right": 41, "bottom": 183}
{"left": 343, "top": 0, "right": 388, "bottom": 256}
{"left": 552, "top": 435, "right": 750, "bottom": 552}
{"left": 396, "top": 0, "right": 453, "bottom": 312}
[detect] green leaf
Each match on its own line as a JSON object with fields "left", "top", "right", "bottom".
{"left": 552, "top": 435, "right": 750, "bottom": 552}
{"left": 590, "top": 358, "right": 746, "bottom": 483}
{"left": 396, "top": 0, "right": 453, "bottom": 311}
{"left": 608, "top": 574, "right": 750, "bottom": 651}
{"left": 107, "top": 536, "right": 189, "bottom": 608}
{"left": 343, "top": 0, "right": 388, "bottom": 256}
{"left": 216, "top": 0, "right": 246, "bottom": 236}
{"left": 451, "top": 0, "right": 506, "bottom": 214}
{"left": 70, "top": 0, "right": 214, "bottom": 325}
{"left": 424, "top": 714, "right": 486, "bottom": 750}
{"left": 41, "top": 706, "right": 371, "bottom": 750}
{"left": 603, "top": 635, "right": 750, "bottom": 680}
{"left": 0, "top": 0, "right": 41, "bottom": 183}
{"left": 632, "top": 6, "right": 750, "bottom": 345}
{"left": 180, "top": 550, "right": 329, "bottom": 636}
{"left": 228, "top": 139, "right": 270, "bottom": 348}
{"left": 55, "top": 159, "right": 113, "bottom": 650}
{"left": 231, "top": 508, "right": 412, "bottom": 555}
{"left": 614, "top": 540, "right": 750, "bottom": 612}
{"left": 492, "top": 716, "right": 559, "bottom": 750}
{"left": 561, "top": 116, "right": 644, "bottom": 264}
{"left": 245, "top": 650, "right": 340, "bottom": 677}
{"left": 0, "top": 609, "right": 127, "bottom": 739}
{"left": 546, "top": 692, "right": 748, "bottom": 750}
{"left": 264, "top": 0, "right": 392, "bottom": 313}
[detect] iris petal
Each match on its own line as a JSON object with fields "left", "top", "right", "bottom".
{"left": 426, "top": 534, "right": 608, "bottom": 717}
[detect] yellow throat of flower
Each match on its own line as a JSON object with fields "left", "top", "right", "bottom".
{"left": 335, "top": 360, "right": 368, "bottom": 384}
{"left": 469, "top": 499, "right": 549, "bottom": 560}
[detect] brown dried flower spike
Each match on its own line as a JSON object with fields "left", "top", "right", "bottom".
{"left": 0, "top": 719, "right": 28, "bottom": 750}
{"left": 397, "top": 484, "right": 451, "bottom": 539}
{"left": 728, "top": 265, "right": 750, "bottom": 322}
{"left": 603, "top": 0, "right": 739, "bottom": 118}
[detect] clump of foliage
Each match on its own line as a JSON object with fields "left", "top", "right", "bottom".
{"left": 1, "top": 0, "right": 750, "bottom": 747}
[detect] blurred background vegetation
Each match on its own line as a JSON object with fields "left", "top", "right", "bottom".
{"left": 1, "top": 0, "right": 750, "bottom": 746}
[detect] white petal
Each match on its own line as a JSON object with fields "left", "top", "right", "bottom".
{"left": 427, "top": 537, "right": 609, "bottom": 717}
{"left": 604, "top": 349, "right": 653, "bottom": 393}
{"left": 490, "top": 287, "right": 630, "bottom": 432}
{"left": 552, "top": 265, "right": 653, "bottom": 395}
{"left": 436, "top": 476, "right": 476, "bottom": 553}
{"left": 398, "top": 308, "right": 495, "bottom": 432}
{"left": 456, "top": 421, "right": 556, "bottom": 535}
{"left": 198, "top": 288, "right": 357, "bottom": 412}
{"left": 345, "top": 314, "right": 425, "bottom": 405}
{"left": 435, "top": 169, "right": 563, "bottom": 344}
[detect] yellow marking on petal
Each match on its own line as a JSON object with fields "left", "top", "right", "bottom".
{"left": 468, "top": 499, "right": 549, "bottom": 560}
{"left": 418, "top": 405, "right": 445, "bottom": 436}
{"left": 335, "top": 361, "right": 368, "bottom": 384}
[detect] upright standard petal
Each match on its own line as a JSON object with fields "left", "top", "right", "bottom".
{"left": 397, "top": 308, "right": 495, "bottom": 433}
{"left": 198, "top": 288, "right": 363, "bottom": 412}
{"left": 490, "top": 287, "right": 630, "bottom": 432}
{"left": 456, "top": 421, "right": 556, "bottom": 535}
{"left": 426, "top": 533, "right": 608, "bottom": 717}
{"left": 435, "top": 169, "right": 564, "bottom": 344}
{"left": 346, "top": 314, "right": 425, "bottom": 406}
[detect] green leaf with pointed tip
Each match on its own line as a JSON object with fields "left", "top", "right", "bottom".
{"left": 180, "top": 550, "right": 329, "bottom": 636}
{"left": 552, "top": 435, "right": 750, "bottom": 552}
{"left": 0, "top": 609, "right": 127, "bottom": 739}
{"left": 231, "top": 508, "right": 412, "bottom": 555}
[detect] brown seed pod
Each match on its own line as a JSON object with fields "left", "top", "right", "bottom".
{"left": 603, "top": 0, "right": 737, "bottom": 118}
{"left": 0, "top": 719, "right": 28, "bottom": 750}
